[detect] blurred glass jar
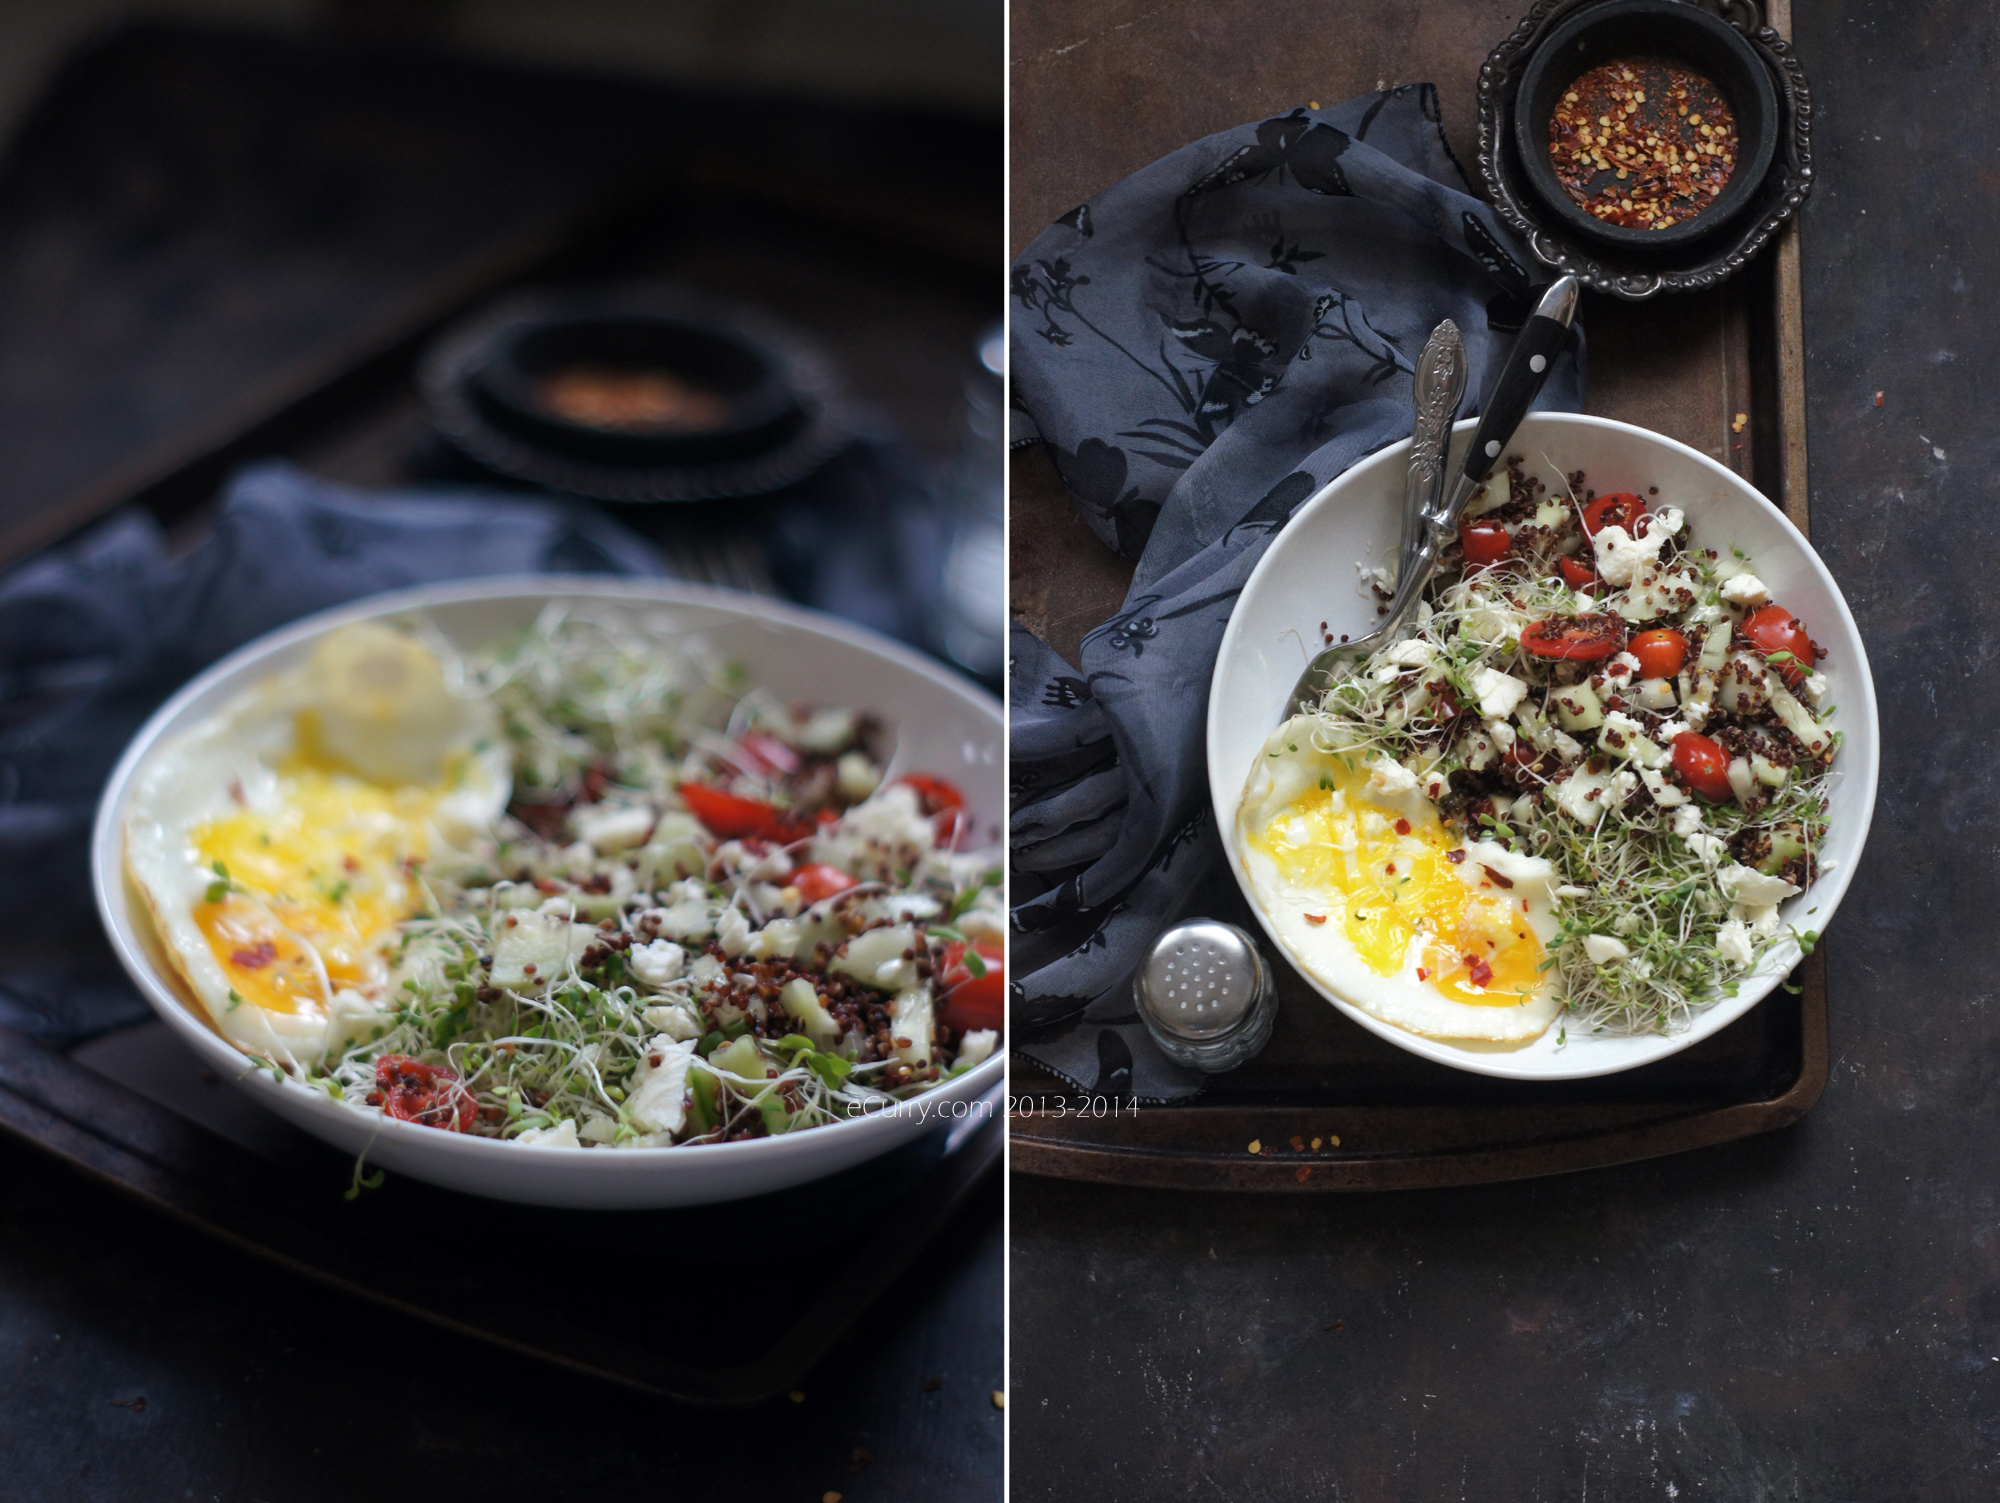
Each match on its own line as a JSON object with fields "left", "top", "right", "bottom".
{"left": 931, "top": 324, "right": 1004, "bottom": 682}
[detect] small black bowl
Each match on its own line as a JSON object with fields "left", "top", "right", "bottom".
{"left": 1512, "top": 0, "right": 1780, "bottom": 253}
{"left": 469, "top": 311, "right": 809, "bottom": 467}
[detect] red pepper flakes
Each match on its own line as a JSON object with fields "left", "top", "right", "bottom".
{"left": 1394, "top": 818, "right": 1412, "bottom": 835}
{"left": 1548, "top": 57, "right": 1738, "bottom": 229}
{"left": 1416, "top": 966, "right": 1430, "bottom": 981}
{"left": 1295, "top": 1166, "right": 1314, "bottom": 1184}
{"left": 1304, "top": 912, "right": 1328, "bottom": 926}
{"left": 1289, "top": 1135, "right": 1306, "bottom": 1152}
{"left": 1875, "top": 391, "right": 1885, "bottom": 407}
{"left": 1465, "top": 954, "right": 1495, "bottom": 987}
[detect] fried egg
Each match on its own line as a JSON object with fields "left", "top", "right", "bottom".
{"left": 125, "top": 622, "right": 510, "bottom": 1066}
{"left": 1236, "top": 716, "right": 1564, "bottom": 1042}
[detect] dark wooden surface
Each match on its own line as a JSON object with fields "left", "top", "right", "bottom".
{"left": 1007, "top": 1, "right": 2000, "bottom": 1496}
{"left": 0, "top": 23, "right": 1000, "bottom": 1499}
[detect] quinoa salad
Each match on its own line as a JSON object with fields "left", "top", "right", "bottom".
{"left": 163, "top": 606, "right": 1004, "bottom": 1148}
{"left": 1306, "top": 458, "right": 1839, "bottom": 1036}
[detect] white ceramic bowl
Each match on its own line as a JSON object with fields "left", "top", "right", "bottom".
{"left": 1208, "top": 413, "right": 1879, "bottom": 1080}
{"left": 93, "top": 577, "right": 1004, "bottom": 1207}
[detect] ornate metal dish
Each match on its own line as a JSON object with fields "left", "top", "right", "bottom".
{"left": 1476, "top": 0, "right": 1813, "bottom": 300}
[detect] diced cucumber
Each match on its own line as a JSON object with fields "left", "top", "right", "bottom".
{"left": 1552, "top": 682, "right": 1604, "bottom": 732}
{"left": 1697, "top": 621, "right": 1732, "bottom": 671}
{"left": 1758, "top": 826, "right": 1809, "bottom": 877}
{"left": 779, "top": 976, "right": 840, "bottom": 1049}
{"left": 1751, "top": 753, "right": 1790, "bottom": 788}
{"left": 1766, "top": 673, "right": 1834, "bottom": 757}
{"left": 710, "top": 1035, "right": 768, "bottom": 1080}
{"left": 1726, "top": 756, "right": 1757, "bottom": 802}
{"left": 1717, "top": 653, "right": 1770, "bottom": 715}
{"left": 687, "top": 1067, "right": 720, "bottom": 1131}
{"left": 834, "top": 924, "right": 920, "bottom": 992}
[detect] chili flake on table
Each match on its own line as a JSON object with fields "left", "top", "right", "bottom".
{"left": 1547, "top": 57, "right": 1739, "bottom": 229}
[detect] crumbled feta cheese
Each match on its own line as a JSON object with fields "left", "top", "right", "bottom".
{"left": 1654, "top": 506, "right": 1686, "bottom": 537}
{"left": 1551, "top": 767, "right": 1625, "bottom": 826}
{"left": 491, "top": 909, "right": 598, "bottom": 990}
{"left": 1686, "top": 832, "right": 1729, "bottom": 867}
{"left": 626, "top": 1038, "right": 699, "bottom": 1136}
{"left": 716, "top": 907, "right": 752, "bottom": 957}
{"left": 640, "top": 1000, "right": 703, "bottom": 1040}
{"left": 1385, "top": 638, "right": 1436, "bottom": 668}
{"left": 1604, "top": 651, "right": 1644, "bottom": 682}
{"left": 577, "top": 1113, "right": 621, "bottom": 1145}
{"left": 1612, "top": 910, "right": 1641, "bottom": 936}
{"left": 572, "top": 803, "right": 655, "bottom": 855}
{"left": 1593, "top": 524, "right": 1669, "bottom": 586}
{"left": 1656, "top": 720, "right": 1689, "bottom": 742}
{"left": 1551, "top": 729, "right": 1586, "bottom": 762}
{"left": 1583, "top": 934, "right": 1631, "bottom": 966}
{"left": 791, "top": 707, "right": 858, "bottom": 755}
{"left": 1716, "top": 917, "right": 1755, "bottom": 968}
{"left": 515, "top": 1119, "right": 580, "bottom": 1149}
{"left": 1737, "top": 902, "right": 1784, "bottom": 937}
{"left": 1803, "top": 670, "right": 1830, "bottom": 705}
{"left": 1484, "top": 718, "right": 1517, "bottom": 752}
{"left": 1367, "top": 756, "right": 1419, "bottom": 796}
{"left": 1357, "top": 561, "right": 1395, "bottom": 594}
{"left": 1670, "top": 805, "right": 1704, "bottom": 837}
{"left": 654, "top": 898, "right": 717, "bottom": 943}
{"left": 954, "top": 1029, "right": 999, "bottom": 1072}
{"left": 629, "top": 938, "right": 686, "bottom": 987}
{"left": 1471, "top": 666, "right": 1529, "bottom": 719}
{"left": 748, "top": 917, "right": 803, "bottom": 960}
{"left": 1718, "top": 864, "right": 1800, "bottom": 907}
{"left": 1720, "top": 573, "right": 1771, "bottom": 608}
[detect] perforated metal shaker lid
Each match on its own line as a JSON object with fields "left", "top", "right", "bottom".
{"left": 1135, "top": 919, "right": 1268, "bottom": 1041}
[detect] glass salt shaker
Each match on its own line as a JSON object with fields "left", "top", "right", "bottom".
{"left": 1133, "top": 919, "right": 1278, "bottom": 1072}
{"left": 931, "top": 323, "right": 1005, "bottom": 682}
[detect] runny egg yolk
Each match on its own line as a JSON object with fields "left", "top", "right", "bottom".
{"left": 1246, "top": 758, "right": 1543, "bottom": 1006}
{"left": 190, "top": 761, "right": 439, "bottom": 1015}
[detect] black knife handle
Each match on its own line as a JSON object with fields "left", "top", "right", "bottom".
{"left": 1458, "top": 276, "right": 1580, "bottom": 486}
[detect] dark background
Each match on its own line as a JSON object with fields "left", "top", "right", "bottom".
{"left": 1010, "top": 1, "right": 2000, "bottom": 1497}
{"left": 0, "top": 5, "right": 1002, "bottom": 1500}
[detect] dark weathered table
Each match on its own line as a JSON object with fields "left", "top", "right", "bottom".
{"left": 1010, "top": 1, "right": 2000, "bottom": 1495}
{"left": 0, "top": 24, "right": 1001, "bottom": 1499}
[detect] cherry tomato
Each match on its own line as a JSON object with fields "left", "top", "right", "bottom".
{"left": 1671, "top": 732, "right": 1734, "bottom": 803}
{"left": 898, "top": 774, "right": 966, "bottom": 815}
{"left": 794, "top": 863, "right": 857, "bottom": 904}
{"left": 1459, "top": 518, "right": 1513, "bottom": 565}
{"left": 1582, "top": 492, "right": 1647, "bottom": 536}
{"left": 1628, "top": 627, "right": 1689, "bottom": 679}
{"left": 1519, "top": 613, "right": 1627, "bottom": 661}
{"left": 373, "top": 1055, "right": 476, "bottom": 1132}
{"left": 1742, "top": 604, "right": 1819, "bottom": 688}
{"left": 1556, "top": 555, "right": 1599, "bottom": 591}
{"left": 679, "top": 782, "right": 810, "bottom": 843}
{"left": 899, "top": 774, "right": 973, "bottom": 848}
{"left": 737, "top": 730, "right": 800, "bottom": 776}
{"left": 936, "top": 939, "right": 1005, "bottom": 1034}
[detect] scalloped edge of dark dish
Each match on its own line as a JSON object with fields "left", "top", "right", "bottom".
{"left": 1477, "top": 0, "right": 1813, "bottom": 300}
{"left": 421, "top": 287, "right": 853, "bottom": 502}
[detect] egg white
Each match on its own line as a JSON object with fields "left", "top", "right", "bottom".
{"left": 1236, "top": 716, "right": 1565, "bottom": 1043}
{"left": 125, "top": 626, "right": 510, "bottom": 1068}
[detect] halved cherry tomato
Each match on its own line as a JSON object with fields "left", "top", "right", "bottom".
{"left": 1557, "top": 555, "right": 1599, "bottom": 591}
{"left": 1628, "top": 627, "right": 1689, "bottom": 679}
{"left": 1671, "top": 732, "right": 1733, "bottom": 803}
{"left": 373, "top": 1054, "right": 476, "bottom": 1132}
{"left": 679, "top": 782, "right": 810, "bottom": 843}
{"left": 794, "top": 863, "right": 857, "bottom": 904}
{"left": 737, "top": 730, "right": 800, "bottom": 776}
{"left": 1742, "top": 604, "right": 1820, "bottom": 688}
{"left": 899, "top": 774, "right": 973, "bottom": 848}
{"left": 1519, "top": 613, "right": 1626, "bottom": 661}
{"left": 1582, "top": 492, "right": 1646, "bottom": 536}
{"left": 1459, "top": 518, "right": 1513, "bottom": 565}
{"left": 937, "top": 938, "right": 1005, "bottom": 1034}
{"left": 898, "top": 774, "right": 966, "bottom": 815}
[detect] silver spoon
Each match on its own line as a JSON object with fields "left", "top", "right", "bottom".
{"left": 1282, "top": 275, "right": 1581, "bottom": 718}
